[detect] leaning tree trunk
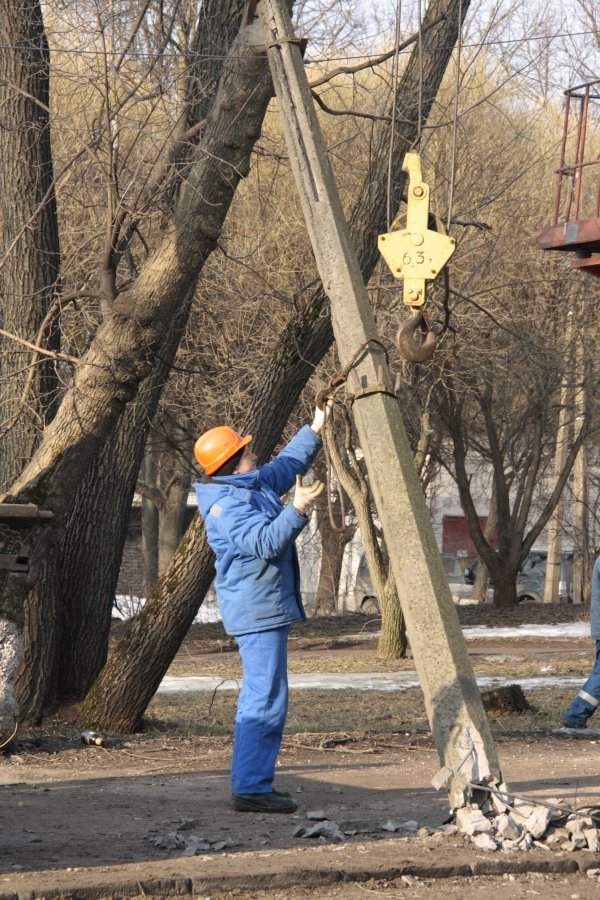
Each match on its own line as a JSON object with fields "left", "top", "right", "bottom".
{"left": 84, "top": 0, "right": 471, "bottom": 730}
{"left": 0, "top": 11, "right": 275, "bottom": 731}
{"left": 0, "top": 0, "right": 61, "bottom": 490}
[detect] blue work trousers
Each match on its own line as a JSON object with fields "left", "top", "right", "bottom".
{"left": 564, "top": 639, "right": 600, "bottom": 726}
{"left": 230, "top": 625, "right": 290, "bottom": 795}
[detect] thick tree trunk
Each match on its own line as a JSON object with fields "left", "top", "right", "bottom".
{"left": 85, "top": 0, "right": 470, "bottom": 731}
{"left": 314, "top": 512, "right": 353, "bottom": 616}
{"left": 492, "top": 568, "right": 520, "bottom": 609}
{"left": 378, "top": 576, "right": 408, "bottom": 660}
{"left": 80, "top": 521, "right": 214, "bottom": 731}
{"left": 472, "top": 490, "right": 497, "bottom": 603}
{"left": 0, "top": 0, "right": 61, "bottom": 490}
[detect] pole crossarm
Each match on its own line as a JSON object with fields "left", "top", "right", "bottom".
{"left": 255, "top": 0, "right": 503, "bottom": 809}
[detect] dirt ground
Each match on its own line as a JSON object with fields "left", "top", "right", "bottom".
{"left": 2, "top": 603, "right": 600, "bottom": 899}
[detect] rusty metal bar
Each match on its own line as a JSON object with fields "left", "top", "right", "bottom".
{"left": 564, "top": 77, "right": 600, "bottom": 95}
{"left": 555, "top": 91, "right": 571, "bottom": 224}
{"left": 573, "top": 84, "right": 591, "bottom": 221}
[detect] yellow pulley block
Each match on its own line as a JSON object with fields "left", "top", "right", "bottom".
{"left": 378, "top": 152, "right": 455, "bottom": 307}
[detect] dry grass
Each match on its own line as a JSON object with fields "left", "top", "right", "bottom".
{"left": 146, "top": 605, "right": 590, "bottom": 739}
{"left": 146, "top": 684, "right": 579, "bottom": 739}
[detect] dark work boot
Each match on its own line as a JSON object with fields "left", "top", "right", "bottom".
{"left": 562, "top": 717, "right": 588, "bottom": 729}
{"left": 232, "top": 791, "right": 298, "bottom": 813}
{"left": 272, "top": 788, "right": 292, "bottom": 798}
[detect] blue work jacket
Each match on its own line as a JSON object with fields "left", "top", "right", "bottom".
{"left": 195, "top": 425, "right": 322, "bottom": 636}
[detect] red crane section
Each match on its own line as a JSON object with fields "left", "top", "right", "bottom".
{"left": 539, "top": 80, "right": 600, "bottom": 277}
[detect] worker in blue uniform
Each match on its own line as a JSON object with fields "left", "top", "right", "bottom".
{"left": 194, "top": 408, "right": 325, "bottom": 812}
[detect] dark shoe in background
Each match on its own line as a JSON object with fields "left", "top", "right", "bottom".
{"left": 232, "top": 791, "right": 298, "bottom": 813}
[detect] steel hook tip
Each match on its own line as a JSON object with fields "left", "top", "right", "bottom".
{"left": 396, "top": 312, "right": 437, "bottom": 363}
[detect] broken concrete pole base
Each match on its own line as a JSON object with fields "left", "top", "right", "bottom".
{"left": 433, "top": 721, "right": 504, "bottom": 811}
{"left": 0, "top": 617, "right": 22, "bottom": 745}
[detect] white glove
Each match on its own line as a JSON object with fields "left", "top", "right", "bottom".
{"left": 311, "top": 400, "right": 331, "bottom": 434}
{"left": 293, "top": 474, "right": 324, "bottom": 514}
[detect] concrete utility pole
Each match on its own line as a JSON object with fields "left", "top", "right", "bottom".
{"left": 543, "top": 308, "right": 575, "bottom": 604}
{"left": 253, "top": 0, "right": 503, "bottom": 808}
{"left": 572, "top": 304, "right": 590, "bottom": 605}
{"left": 543, "top": 376, "right": 572, "bottom": 604}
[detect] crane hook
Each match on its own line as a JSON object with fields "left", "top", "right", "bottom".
{"left": 396, "top": 312, "right": 437, "bottom": 363}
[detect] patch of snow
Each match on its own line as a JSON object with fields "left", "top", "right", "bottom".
{"left": 157, "top": 672, "right": 586, "bottom": 694}
{"left": 342, "top": 623, "right": 589, "bottom": 642}
{"left": 462, "top": 623, "right": 588, "bottom": 640}
{"left": 113, "top": 595, "right": 221, "bottom": 624}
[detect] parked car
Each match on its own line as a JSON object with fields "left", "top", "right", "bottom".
{"left": 516, "top": 551, "right": 573, "bottom": 603}
{"left": 350, "top": 552, "right": 474, "bottom": 613}
{"left": 462, "top": 552, "right": 573, "bottom": 603}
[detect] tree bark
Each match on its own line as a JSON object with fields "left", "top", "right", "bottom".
{"left": 472, "top": 488, "right": 497, "bottom": 604}
{"left": 80, "top": 522, "right": 215, "bottom": 731}
{"left": 55, "top": 302, "right": 191, "bottom": 703}
{"left": 0, "top": 0, "right": 61, "bottom": 490}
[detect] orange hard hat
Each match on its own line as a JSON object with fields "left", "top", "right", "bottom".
{"left": 194, "top": 426, "right": 252, "bottom": 475}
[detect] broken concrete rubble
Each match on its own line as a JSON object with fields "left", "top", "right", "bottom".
{"left": 381, "top": 819, "right": 419, "bottom": 833}
{"left": 471, "top": 832, "right": 498, "bottom": 851}
{"left": 455, "top": 806, "right": 494, "bottom": 836}
{"left": 147, "top": 794, "right": 600, "bottom": 861}
{"left": 451, "top": 795, "right": 600, "bottom": 854}
{"left": 495, "top": 813, "right": 522, "bottom": 841}
{"left": 524, "top": 806, "right": 552, "bottom": 839}
{"left": 152, "top": 830, "right": 241, "bottom": 855}
{"left": 294, "top": 820, "right": 345, "bottom": 841}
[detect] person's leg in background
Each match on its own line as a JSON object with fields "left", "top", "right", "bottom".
{"left": 563, "top": 640, "right": 600, "bottom": 728}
